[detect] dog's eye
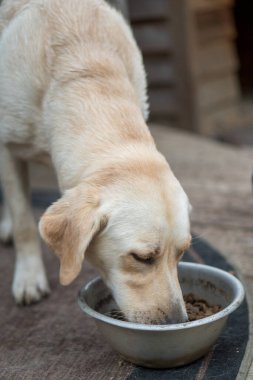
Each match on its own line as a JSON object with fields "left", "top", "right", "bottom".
{"left": 131, "top": 252, "right": 155, "bottom": 265}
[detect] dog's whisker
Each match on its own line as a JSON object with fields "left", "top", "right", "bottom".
{"left": 190, "top": 232, "right": 210, "bottom": 242}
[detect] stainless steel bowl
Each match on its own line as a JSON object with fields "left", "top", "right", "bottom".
{"left": 78, "top": 262, "right": 245, "bottom": 368}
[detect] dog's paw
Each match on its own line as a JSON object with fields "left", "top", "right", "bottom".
{"left": 0, "top": 214, "right": 13, "bottom": 244}
{"left": 12, "top": 255, "right": 50, "bottom": 305}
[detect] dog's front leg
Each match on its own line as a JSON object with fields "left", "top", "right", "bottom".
{"left": 0, "top": 145, "right": 50, "bottom": 304}
{"left": 0, "top": 197, "right": 13, "bottom": 243}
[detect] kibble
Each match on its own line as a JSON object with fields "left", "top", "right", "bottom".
{"left": 184, "top": 293, "right": 221, "bottom": 321}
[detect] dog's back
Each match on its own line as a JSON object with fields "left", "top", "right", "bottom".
{"left": 0, "top": 0, "right": 148, "bottom": 152}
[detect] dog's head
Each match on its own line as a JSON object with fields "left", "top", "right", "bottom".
{"left": 39, "top": 159, "right": 191, "bottom": 324}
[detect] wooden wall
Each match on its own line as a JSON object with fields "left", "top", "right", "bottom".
{"left": 234, "top": 0, "right": 253, "bottom": 94}
{"left": 128, "top": 0, "right": 177, "bottom": 123}
{"left": 127, "top": 0, "right": 243, "bottom": 135}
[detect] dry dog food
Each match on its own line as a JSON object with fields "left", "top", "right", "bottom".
{"left": 184, "top": 293, "right": 221, "bottom": 321}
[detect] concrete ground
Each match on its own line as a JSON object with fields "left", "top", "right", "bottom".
{"left": 29, "top": 123, "right": 253, "bottom": 379}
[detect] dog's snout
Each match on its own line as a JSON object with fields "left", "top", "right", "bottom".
{"left": 161, "top": 302, "right": 188, "bottom": 325}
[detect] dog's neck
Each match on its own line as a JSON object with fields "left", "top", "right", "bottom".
{"left": 44, "top": 57, "right": 154, "bottom": 191}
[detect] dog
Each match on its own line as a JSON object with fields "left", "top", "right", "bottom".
{"left": 0, "top": 0, "right": 191, "bottom": 324}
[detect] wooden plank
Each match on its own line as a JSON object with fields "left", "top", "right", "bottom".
{"left": 107, "top": 0, "right": 129, "bottom": 18}
{"left": 116, "top": 0, "right": 129, "bottom": 18}
{"left": 195, "top": 8, "right": 233, "bottom": 29}
{"left": 145, "top": 56, "right": 175, "bottom": 86}
{"left": 128, "top": 0, "right": 170, "bottom": 22}
{"left": 132, "top": 22, "right": 172, "bottom": 54}
{"left": 149, "top": 87, "right": 178, "bottom": 116}
{"left": 169, "top": 0, "right": 200, "bottom": 131}
{"left": 195, "top": 41, "right": 239, "bottom": 79}
{"left": 190, "top": 0, "right": 233, "bottom": 12}
{"left": 195, "top": 9, "right": 236, "bottom": 44}
{"left": 198, "top": 104, "right": 240, "bottom": 135}
{"left": 196, "top": 75, "right": 240, "bottom": 111}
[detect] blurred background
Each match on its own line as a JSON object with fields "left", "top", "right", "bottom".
{"left": 111, "top": 0, "right": 253, "bottom": 145}
{"left": 1, "top": 2, "right": 253, "bottom": 378}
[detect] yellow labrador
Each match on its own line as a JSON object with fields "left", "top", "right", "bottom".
{"left": 0, "top": 0, "right": 191, "bottom": 324}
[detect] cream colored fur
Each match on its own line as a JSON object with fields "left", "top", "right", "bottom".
{"left": 0, "top": 0, "right": 191, "bottom": 323}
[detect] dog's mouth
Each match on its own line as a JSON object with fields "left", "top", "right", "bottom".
{"left": 107, "top": 310, "right": 185, "bottom": 325}
{"left": 95, "top": 296, "right": 180, "bottom": 324}
{"left": 94, "top": 292, "right": 222, "bottom": 325}
{"left": 94, "top": 293, "right": 127, "bottom": 320}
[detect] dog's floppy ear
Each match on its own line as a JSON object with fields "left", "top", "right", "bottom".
{"left": 39, "top": 184, "right": 107, "bottom": 286}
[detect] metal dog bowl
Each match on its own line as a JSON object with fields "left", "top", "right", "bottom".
{"left": 78, "top": 262, "right": 245, "bottom": 368}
